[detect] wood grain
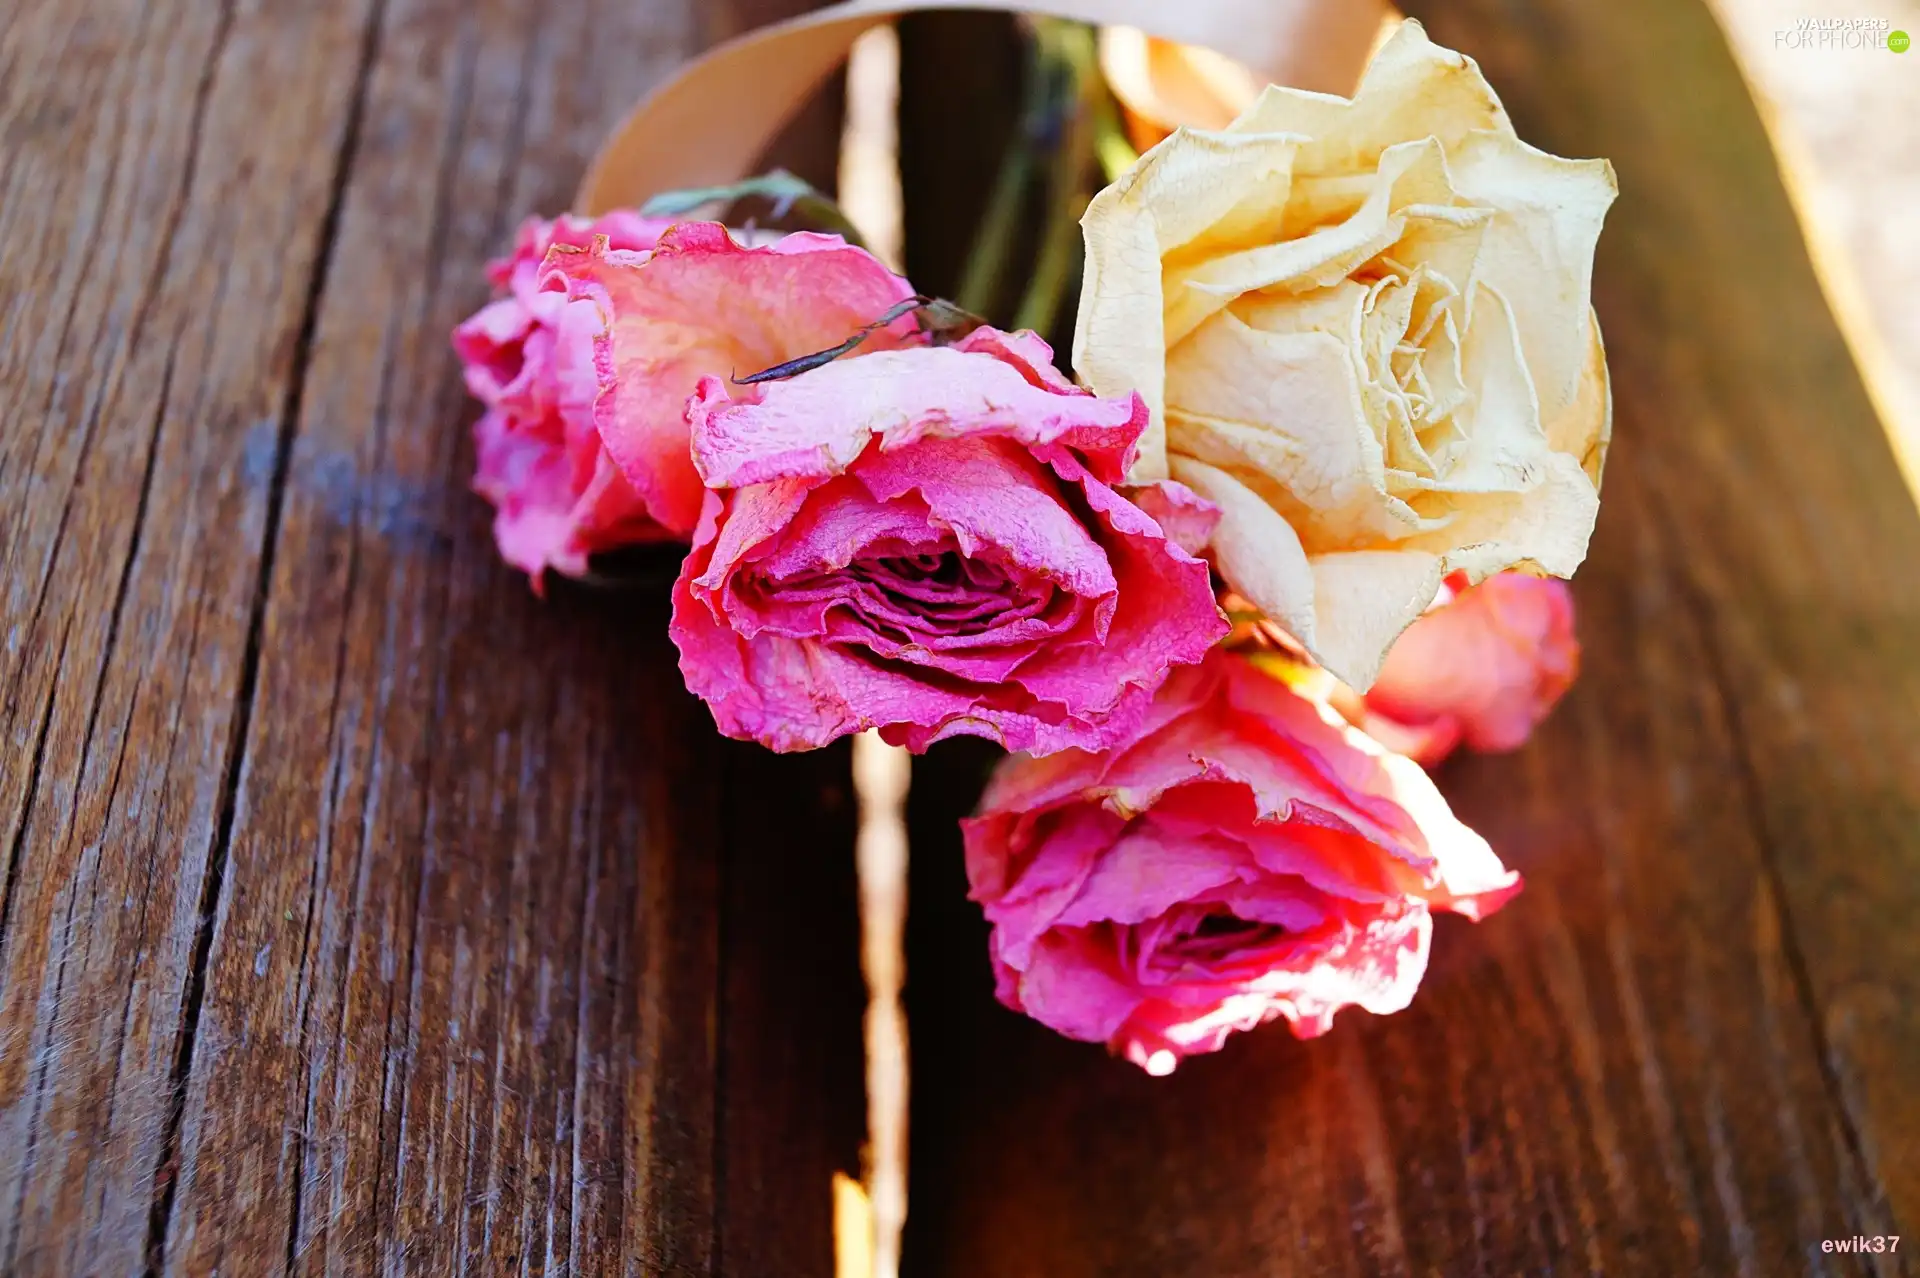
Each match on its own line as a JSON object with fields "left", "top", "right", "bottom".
{"left": 0, "top": 2, "right": 385, "bottom": 1270}
{"left": 7, "top": 0, "right": 1919, "bottom": 1271}
{"left": 898, "top": 1, "right": 1920, "bottom": 1275}
{"left": 0, "top": 0, "right": 861, "bottom": 1274}
{"left": 1409, "top": 0, "right": 1920, "bottom": 1244}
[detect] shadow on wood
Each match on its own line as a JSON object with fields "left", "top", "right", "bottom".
{"left": 897, "top": 2, "right": 1918, "bottom": 1275}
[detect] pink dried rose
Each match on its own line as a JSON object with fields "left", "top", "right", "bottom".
{"left": 964, "top": 649, "right": 1520, "bottom": 1073}
{"left": 469, "top": 405, "right": 668, "bottom": 583}
{"left": 670, "top": 327, "right": 1228, "bottom": 754}
{"left": 562, "top": 222, "right": 919, "bottom": 540}
{"left": 457, "top": 212, "right": 674, "bottom": 583}
{"left": 457, "top": 217, "right": 916, "bottom": 583}
{"left": 1359, "top": 571, "right": 1580, "bottom": 765}
{"left": 457, "top": 211, "right": 671, "bottom": 416}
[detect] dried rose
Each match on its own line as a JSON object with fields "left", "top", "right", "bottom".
{"left": 965, "top": 649, "right": 1519, "bottom": 1072}
{"left": 1076, "top": 19, "right": 1616, "bottom": 689}
{"left": 1358, "top": 571, "right": 1579, "bottom": 765}
{"left": 456, "top": 212, "right": 673, "bottom": 582}
{"left": 670, "top": 328, "right": 1227, "bottom": 754}
{"left": 459, "top": 219, "right": 916, "bottom": 583}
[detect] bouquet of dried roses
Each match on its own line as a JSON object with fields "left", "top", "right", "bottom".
{"left": 453, "top": 9, "right": 1613, "bottom": 1075}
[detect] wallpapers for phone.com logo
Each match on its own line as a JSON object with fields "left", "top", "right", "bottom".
{"left": 1774, "top": 17, "right": 1910, "bottom": 50}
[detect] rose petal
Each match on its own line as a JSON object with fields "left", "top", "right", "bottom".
{"left": 1122, "top": 478, "right": 1221, "bottom": 556}
{"left": 966, "top": 649, "right": 1519, "bottom": 1070}
{"left": 548, "top": 223, "right": 916, "bottom": 537}
{"left": 1366, "top": 570, "right": 1579, "bottom": 762}
{"left": 671, "top": 334, "right": 1224, "bottom": 755}
{"left": 689, "top": 343, "right": 1146, "bottom": 491}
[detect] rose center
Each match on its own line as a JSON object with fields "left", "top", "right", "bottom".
{"left": 1361, "top": 259, "right": 1470, "bottom": 477}
{"left": 1121, "top": 907, "right": 1292, "bottom": 979}
{"left": 1167, "top": 910, "right": 1286, "bottom": 956}
{"left": 847, "top": 550, "right": 1037, "bottom": 639}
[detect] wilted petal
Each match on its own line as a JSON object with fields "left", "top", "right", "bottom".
{"left": 966, "top": 649, "right": 1518, "bottom": 1070}
{"left": 470, "top": 409, "right": 671, "bottom": 585}
{"left": 551, "top": 223, "right": 917, "bottom": 537}
{"left": 690, "top": 331, "right": 1145, "bottom": 491}
{"left": 671, "top": 331, "right": 1225, "bottom": 755}
{"left": 1122, "top": 479, "right": 1220, "bottom": 555}
{"left": 1364, "top": 570, "right": 1579, "bottom": 765}
{"left": 1074, "top": 19, "right": 1614, "bottom": 690}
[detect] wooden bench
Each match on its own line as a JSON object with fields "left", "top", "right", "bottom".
{"left": 2, "top": 0, "right": 1914, "bottom": 1272}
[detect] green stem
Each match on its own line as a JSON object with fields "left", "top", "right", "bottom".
{"left": 1013, "top": 22, "right": 1100, "bottom": 337}
{"left": 1091, "top": 82, "right": 1140, "bottom": 184}
{"left": 953, "top": 34, "right": 1055, "bottom": 320}
{"left": 1011, "top": 170, "right": 1086, "bottom": 337}
{"left": 952, "top": 142, "right": 1036, "bottom": 318}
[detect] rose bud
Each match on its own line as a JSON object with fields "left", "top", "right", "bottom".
{"left": 456, "top": 211, "right": 670, "bottom": 418}
{"left": 1358, "top": 571, "right": 1579, "bottom": 765}
{"left": 456, "top": 212, "right": 672, "bottom": 582}
{"left": 670, "top": 327, "right": 1228, "bottom": 754}
{"left": 1076, "top": 19, "right": 1616, "bottom": 690}
{"left": 964, "top": 649, "right": 1520, "bottom": 1073}
{"left": 457, "top": 219, "right": 916, "bottom": 584}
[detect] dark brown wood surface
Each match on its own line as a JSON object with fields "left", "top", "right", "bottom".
{"left": 898, "top": 2, "right": 1920, "bottom": 1277}
{"left": 6, "top": 0, "right": 1919, "bottom": 1274}
{"left": 0, "top": 0, "right": 862, "bottom": 1274}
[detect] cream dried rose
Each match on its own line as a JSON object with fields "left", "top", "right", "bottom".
{"left": 1075, "top": 19, "right": 1616, "bottom": 689}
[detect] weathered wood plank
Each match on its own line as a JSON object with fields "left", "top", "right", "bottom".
{"left": 1418, "top": 0, "right": 1920, "bottom": 1236}
{"left": 0, "top": 1, "right": 382, "bottom": 1272}
{"left": 898, "top": 2, "right": 1919, "bottom": 1273}
{"left": 1, "top": 0, "right": 863, "bottom": 1273}
{"left": 157, "top": 0, "right": 862, "bottom": 1273}
{"left": 717, "top": 743, "right": 866, "bottom": 1277}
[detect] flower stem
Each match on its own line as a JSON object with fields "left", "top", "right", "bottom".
{"left": 733, "top": 294, "right": 988, "bottom": 385}
{"left": 1091, "top": 81, "right": 1140, "bottom": 184}
{"left": 952, "top": 145, "right": 1034, "bottom": 319}
{"left": 953, "top": 34, "right": 1053, "bottom": 320}
{"left": 1012, "top": 21, "right": 1101, "bottom": 337}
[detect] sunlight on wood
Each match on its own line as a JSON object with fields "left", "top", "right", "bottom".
{"left": 840, "top": 25, "right": 906, "bottom": 271}
{"left": 1700, "top": 0, "right": 1920, "bottom": 508}
{"left": 851, "top": 730, "right": 911, "bottom": 1278}
{"left": 834, "top": 1172, "right": 876, "bottom": 1278}
{"left": 841, "top": 32, "right": 913, "bottom": 1276}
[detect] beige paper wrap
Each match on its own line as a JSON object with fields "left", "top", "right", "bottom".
{"left": 578, "top": 0, "right": 1382, "bottom": 212}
